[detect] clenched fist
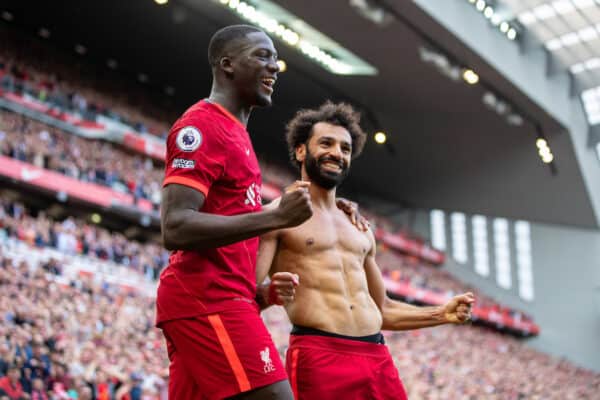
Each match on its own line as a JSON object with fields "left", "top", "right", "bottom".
{"left": 276, "top": 181, "right": 313, "bottom": 228}
{"left": 268, "top": 272, "right": 300, "bottom": 306}
{"left": 442, "top": 292, "right": 475, "bottom": 324}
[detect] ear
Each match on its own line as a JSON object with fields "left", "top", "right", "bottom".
{"left": 295, "top": 144, "right": 306, "bottom": 164}
{"left": 219, "top": 56, "right": 234, "bottom": 76}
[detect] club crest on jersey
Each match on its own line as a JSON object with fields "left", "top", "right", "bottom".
{"left": 244, "top": 183, "right": 261, "bottom": 207}
{"left": 260, "top": 347, "right": 276, "bottom": 373}
{"left": 176, "top": 126, "right": 202, "bottom": 152}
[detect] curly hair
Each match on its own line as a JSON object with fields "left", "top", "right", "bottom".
{"left": 285, "top": 101, "right": 367, "bottom": 168}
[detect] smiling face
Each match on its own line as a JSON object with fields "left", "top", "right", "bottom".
{"left": 296, "top": 122, "right": 352, "bottom": 190}
{"left": 224, "top": 31, "right": 280, "bottom": 107}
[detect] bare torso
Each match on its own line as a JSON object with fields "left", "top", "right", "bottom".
{"left": 270, "top": 206, "right": 382, "bottom": 336}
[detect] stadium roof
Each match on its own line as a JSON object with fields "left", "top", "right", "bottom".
{"left": 500, "top": 0, "right": 600, "bottom": 125}
{"left": 1, "top": 0, "right": 598, "bottom": 228}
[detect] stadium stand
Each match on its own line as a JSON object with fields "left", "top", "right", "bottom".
{"left": 0, "top": 194, "right": 168, "bottom": 283}
{"left": 0, "top": 27, "right": 174, "bottom": 139}
{"left": 0, "top": 110, "right": 163, "bottom": 209}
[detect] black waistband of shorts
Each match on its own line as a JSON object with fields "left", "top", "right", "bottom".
{"left": 291, "top": 325, "right": 385, "bottom": 344}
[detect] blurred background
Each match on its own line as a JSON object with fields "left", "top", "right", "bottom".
{"left": 0, "top": 0, "right": 599, "bottom": 399}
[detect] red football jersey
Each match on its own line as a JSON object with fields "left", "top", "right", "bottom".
{"left": 156, "top": 100, "right": 263, "bottom": 325}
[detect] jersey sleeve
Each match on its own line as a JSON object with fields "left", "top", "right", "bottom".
{"left": 163, "top": 115, "right": 226, "bottom": 197}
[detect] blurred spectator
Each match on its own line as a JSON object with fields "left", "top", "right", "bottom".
{"left": 0, "top": 366, "right": 25, "bottom": 400}
{"left": 29, "top": 379, "right": 47, "bottom": 400}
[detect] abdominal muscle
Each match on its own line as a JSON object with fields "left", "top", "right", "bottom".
{"left": 274, "top": 249, "right": 383, "bottom": 337}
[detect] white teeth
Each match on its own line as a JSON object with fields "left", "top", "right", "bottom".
{"left": 262, "top": 78, "right": 275, "bottom": 86}
{"left": 323, "top": 162, "right": 341, "bottom": 170}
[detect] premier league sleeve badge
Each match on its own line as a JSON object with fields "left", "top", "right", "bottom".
{"left": 176, "top": 126, "right": 202, "bottom": 152}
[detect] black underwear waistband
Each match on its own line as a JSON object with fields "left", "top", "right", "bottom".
{"left": 291, "top": 325, "right": 385, "bottom": 344}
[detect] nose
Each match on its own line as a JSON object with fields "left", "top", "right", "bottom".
{"left": 328, "top": 145, "right": 343, "bottom": 160}
{"left": 267, "top": 58, "right": 280, "bottom": 74}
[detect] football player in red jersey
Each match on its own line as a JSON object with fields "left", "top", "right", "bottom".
{"left": 158, "top": 25, "right": 309, "bottom": 400}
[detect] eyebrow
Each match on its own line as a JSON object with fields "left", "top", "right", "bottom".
{"left": 318, "top": 136, "right": 352, "bottom": 147}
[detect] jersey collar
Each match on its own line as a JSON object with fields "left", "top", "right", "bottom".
{"left": 204, "top": 99, "right": 246, "bottom": 130}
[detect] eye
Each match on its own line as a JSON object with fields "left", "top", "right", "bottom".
{"left": 256, "top": 50, "right": 274, "bottom": 60}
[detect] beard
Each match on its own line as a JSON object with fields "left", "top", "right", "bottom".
{"left": 304, "top": 149, "right": 348, "bottom": 190}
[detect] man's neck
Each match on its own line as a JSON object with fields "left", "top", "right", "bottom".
{"left": 208, "top": 87, "right": 252, "bottom": 127}
{"left": 302, "top": 173, "right": 337, "bottom": 210}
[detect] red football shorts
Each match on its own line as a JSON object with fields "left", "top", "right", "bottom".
{"left": 161, "top": 305, "right": 287, "bottom": 400}
{"left": 286, "top": 334, "right": 408, "bottom": 400}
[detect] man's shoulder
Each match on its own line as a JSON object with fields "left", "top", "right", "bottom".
{"left": 177, "top": 105, "right": 221, "bottom": 132}
{"left": 332, "top": 208, "right": 375, "bottom": 244}
{"left": 169, "top": 107, "right": 228, "bottom": 147}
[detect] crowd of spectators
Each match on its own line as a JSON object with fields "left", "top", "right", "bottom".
{"left": 0, "top": 194, "right": 168, "bottom": 281}
{"left": 0, "top": 249, "right": 596, "bottom": 400}
{"left": 0, "top": 110, "right": 163, "bottom": 208}
{"left": 0, "top": 26, "right": 174, "bottom": 138}
{"left": 0, "top": 252, "right": 168, "bottom": 400}
{"left": 386, "top": 322, "right": 600, "bottom": 399}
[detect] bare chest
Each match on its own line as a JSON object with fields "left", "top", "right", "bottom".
{"left": 280, "top": 211, "right": 371, "bottom": 258}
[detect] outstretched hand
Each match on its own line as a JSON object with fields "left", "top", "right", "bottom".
{"left": 336, "top": 198, "right": 370, "bottom": 231}
{"left": 442, "top": 292, "right": 475, "bottom": 324}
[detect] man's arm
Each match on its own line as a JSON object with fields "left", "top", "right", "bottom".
{"left": 254, "top": 198, "right": 299, "bottom": 310}
{"left": 255, "top": 199, "right": 280, "bottom": 285}
{"left": 161, "top": 182, "right": 312, "bottom": 251}
{"left": 364, "top": 230, "right": 474, "bottom": 331}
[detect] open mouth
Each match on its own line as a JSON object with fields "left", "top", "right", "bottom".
{"left": 261, "top": 77, "right": 275, "bottom": 93}
{"left": 320, "top": 160, "right": 343, "bottom": 173}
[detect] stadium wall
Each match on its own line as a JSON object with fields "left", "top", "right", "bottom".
{"left": 411, "top": 209, "right": 600, "bottom": 372}
{"left": 525, "top": 222, "right": 600, "bottom": 372}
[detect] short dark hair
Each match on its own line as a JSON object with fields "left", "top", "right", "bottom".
{"left": 285, "top": 101, "right": 367, "bottom": 168}
{"left": 208, "top": 25, "right": 264, "bottom": 67}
